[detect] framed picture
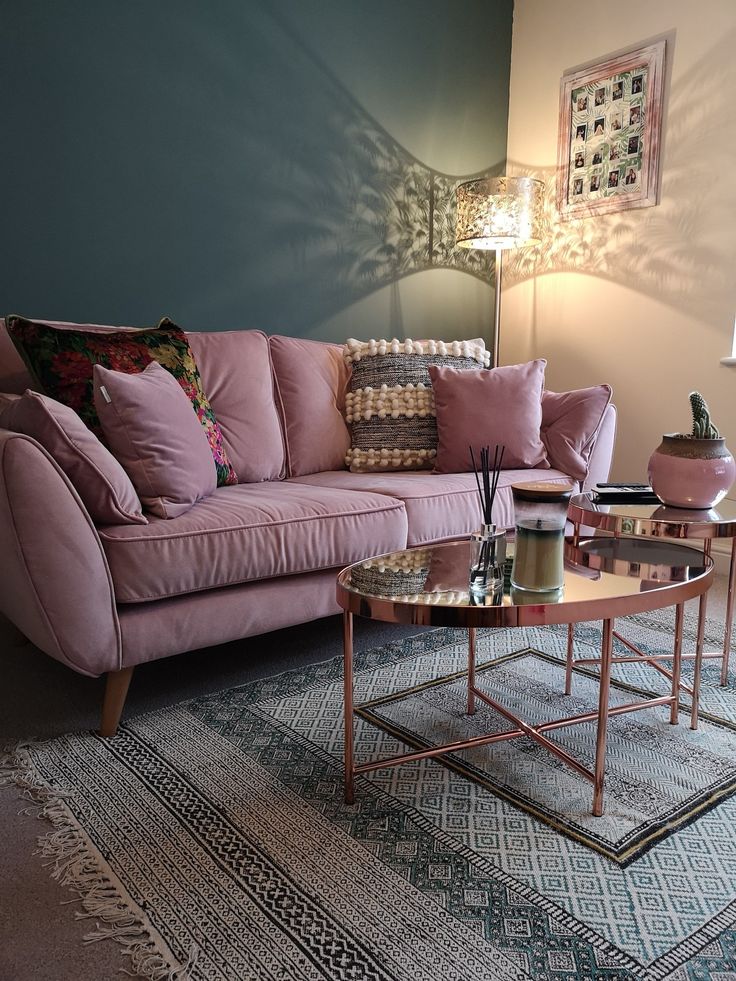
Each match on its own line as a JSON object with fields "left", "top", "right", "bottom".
{"left": 556, "top": 39, "right": 666, "bottom": 220}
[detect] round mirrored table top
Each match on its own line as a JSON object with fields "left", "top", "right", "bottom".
{"left": 336, "top": 537, "right": 712, "bottom": 628}
{"left": 569, "top": 493, "right": 736, "bottom": 539}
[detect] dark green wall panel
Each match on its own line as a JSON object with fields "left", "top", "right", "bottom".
{"left": 1, "top": 0, "right": 512, "bottom": 338}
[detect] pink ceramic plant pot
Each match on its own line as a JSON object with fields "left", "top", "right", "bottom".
{"left": 648, "top": 435, "right": 736, "bottom": 508}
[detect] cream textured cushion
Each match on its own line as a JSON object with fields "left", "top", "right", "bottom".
{"left": 343, "top": 337, "right": 489, "bottom": 472}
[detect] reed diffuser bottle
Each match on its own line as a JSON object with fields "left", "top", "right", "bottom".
{"left": 468, "top": 445, "right": 507, "bottom": 599}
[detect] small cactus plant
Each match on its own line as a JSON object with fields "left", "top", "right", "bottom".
{"left": 680, "top": 391, "right": 721, "bottom": 439}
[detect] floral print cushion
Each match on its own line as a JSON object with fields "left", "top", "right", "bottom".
{"left": 6, "top": 315, "right": 238, "bottom": 487}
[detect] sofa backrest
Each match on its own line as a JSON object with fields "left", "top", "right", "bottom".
{"left": 0, "top": 319, "right": 617, "bottom": 488}
{"left": 1, "top": 318, "right": 39, "bottom": 393}
{"left": 584, "top": 403, "right": 617, "bottom": 491}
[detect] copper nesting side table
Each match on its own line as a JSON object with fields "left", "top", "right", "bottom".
{"left": 336, "top": 537, "right": 712, "bottom": 818}
{"left": 568, "top": 495, "right": 736, "bottom": 727}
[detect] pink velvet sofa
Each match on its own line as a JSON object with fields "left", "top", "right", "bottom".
{"left": 0, "top": 322, "right": 616, "bottom": 734}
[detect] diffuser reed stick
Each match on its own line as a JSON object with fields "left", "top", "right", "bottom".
{"left": 468, "top": 444, "right": 507, "bottom": 597}
{"left": 470, "top": 444, "right": 505, "bottom": 525}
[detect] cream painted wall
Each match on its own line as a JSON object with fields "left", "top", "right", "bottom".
{"left": 504, "top": 0, "right": 736, "bottom": 482}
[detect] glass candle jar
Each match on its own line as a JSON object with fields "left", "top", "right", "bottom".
{"left": 511, "top": 481, "right": 574, "bottom": 592}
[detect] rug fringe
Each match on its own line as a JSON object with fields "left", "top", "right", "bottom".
{"left": 0, "top": 741, "right": 196, "bottom": 981}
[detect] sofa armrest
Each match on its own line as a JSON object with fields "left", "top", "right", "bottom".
{"left": 0, "top": 429, "right": 121, "bottom": 676}
{"left": 582, "top": 403, "right": 617, "bottom": 492}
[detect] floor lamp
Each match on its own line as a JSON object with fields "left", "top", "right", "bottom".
{"left": 455, "top": 176, "right": 544, "bottom": 367}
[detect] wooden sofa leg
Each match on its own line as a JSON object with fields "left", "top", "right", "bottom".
{"left": 99, "top": 666, "right": 134, "bottom": 737}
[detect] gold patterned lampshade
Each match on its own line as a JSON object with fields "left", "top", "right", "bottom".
{"left": 455, "top": 176, "right": 544, "bottom": 251}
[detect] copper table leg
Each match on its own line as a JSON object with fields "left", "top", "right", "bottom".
{"left": 350, "top": 605, "right": 681, "bottom": 818}
{"left": 467, "top": 627, "right": 477, "bottom": 716}
{"left": 611, "top": 630, "right": 694, "bottom": 695}
{"left": 689, "top": 540, "right": 710, "bottom": 730}
{"left": 691, "top": 587, "right": 708, "bottom": 730}
{"left": 343, "top": 611, "right": 355, "bottom": 804}
{"left": 566, "top": 515, "right": 579, "bottom": 698}
{"left": 565, "top": 624, "right": 575, "bottom": 695}
{"left": 593, "top": 618, "right": 613, "bottom": 817}
{"left": 721, "top": 538, "right": 736, "bottom": 686}
{"left": 670, "top": 603, "right": 684, "bottom": 725}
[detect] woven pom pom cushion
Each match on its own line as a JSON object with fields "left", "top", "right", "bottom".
{"left": 343, "top": 337, "right": 489, "bottom": 472}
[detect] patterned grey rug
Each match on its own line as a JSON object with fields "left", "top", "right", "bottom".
{"left": 358, "top": 648, "right": 736, "bottom": 865}
{"left": 3, "top": 608, "right": 736, "bottom": 980}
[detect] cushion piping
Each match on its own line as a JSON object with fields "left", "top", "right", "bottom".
{"left": 98, "top": 498, "right": 406, "bottom": 545}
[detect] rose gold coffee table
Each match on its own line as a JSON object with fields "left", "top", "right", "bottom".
{"left": 569, "top": 495, "right": 736, "bottom": 721}
{"left": 336, "top": 537, "right": 712, "bottom": 817}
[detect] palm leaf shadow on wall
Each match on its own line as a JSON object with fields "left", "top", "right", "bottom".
{"left": 189, "top": 2, "right": 495, "bottom": 335}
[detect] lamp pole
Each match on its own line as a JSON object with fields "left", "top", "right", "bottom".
{"left": 493, "top": 247, "right": 503, "bottom": 368}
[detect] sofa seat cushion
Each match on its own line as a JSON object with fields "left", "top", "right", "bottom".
{"left": 291, "top": 469, "right": 572, "bottom": 546}
{"left": 99, "top": 482, "right": 408, "bottom": 603}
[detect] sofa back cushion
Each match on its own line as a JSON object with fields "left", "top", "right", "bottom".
{"left": 0, "top": 389, "right": 147, "bottom": 525}
{"left": 5, "top": 315, "right": 238, "bottom": 487}
{"left": 269, "top": 335, "right": 350, "bottom": 476}
{"left": 189, "top": 330, "right": 285, "bottom": 482}
{"left": 541, "top": 385, "right": 613, "bottom": 482}
{"left": 94, "top": 362, "right": 216, "bottom": 518}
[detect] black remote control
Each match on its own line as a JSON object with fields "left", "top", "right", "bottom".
{"left": 595, "top": 483, "right": 651, "bottom": 491}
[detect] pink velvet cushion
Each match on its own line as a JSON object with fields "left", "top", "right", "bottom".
{"left": 541, "top": 385, "right": 613, "bottom": 482}
{"left": 429, "top": 359, "right": 549, "bottom": 473}
{"left": 93, "top": 362, "right": 216, "bottom": 519}
{"left": 0, "top": 390, "right": 146, "bottom": 526}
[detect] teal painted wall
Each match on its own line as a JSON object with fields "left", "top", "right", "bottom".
{"left": 2, "top": 0, "right": 512, "bottom": 340}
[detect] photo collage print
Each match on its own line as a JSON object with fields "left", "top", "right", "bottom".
{"left": 568, "top": 67, "right": 647, "bottom": 201}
